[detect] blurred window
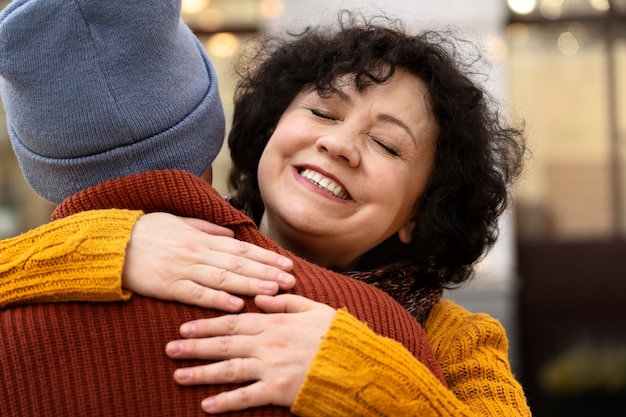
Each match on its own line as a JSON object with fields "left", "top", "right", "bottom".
{"left": 507, "top": 0, "right": 626, "bottom": 240}
{"left": 181, "top": 0, "right": 285, "bottom": 195}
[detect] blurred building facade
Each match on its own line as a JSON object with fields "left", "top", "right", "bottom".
{"left": 506, "top": 1, "right": 626, "bottom": 416}
{"left": 1, "top": 0, "right": 625, "bottom": 415}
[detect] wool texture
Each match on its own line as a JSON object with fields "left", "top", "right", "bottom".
{"left": 0, "top": 210, "right": 137, "bottom": 307}
{"left": 0, "top": 0, "right": 224, "bottom": 204}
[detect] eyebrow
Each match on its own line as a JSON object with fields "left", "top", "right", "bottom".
{"left": 377, "top": 114, "right": 417, "bottom": 142}
{"left": 330, "top": 87, "right": 417, "bottom": 142}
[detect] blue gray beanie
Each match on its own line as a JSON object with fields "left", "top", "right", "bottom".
{"left": 0, "top": 0, "right": 225, "bottom": 204}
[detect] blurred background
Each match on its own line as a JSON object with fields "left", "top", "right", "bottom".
{"left": 1, "top": 0, "right": 625, "bottom": 415}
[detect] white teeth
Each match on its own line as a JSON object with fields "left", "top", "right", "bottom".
{"left": 300, "top": 168, "right": 350, "bottom": 200}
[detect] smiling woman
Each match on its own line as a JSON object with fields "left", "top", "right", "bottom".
{"left": 177, "top": 12, "right": 528, "bottom": 415}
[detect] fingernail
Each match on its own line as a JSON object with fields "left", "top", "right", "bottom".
{"left": 278, "top": 272, "right": 295, "bottom": 286}
{"left": 202, "top": 397, "right": 216, "bottom": 412}
{"left": 166, "top": 341, "right": 181, "bottom": 354}
{"left": 259, "top": 280, "right": 277, "bottom": 291}
{"left": 277, "top": 256, "right": 293, "bottom": 269}
{"left": 175, "top": 368, "right": 192, "bottom": 381}
{"left": 229, "top": 296, "right": 244, "bottom": 308}
{"left": 180, "top": 322, "right": 196, "bottom": 337}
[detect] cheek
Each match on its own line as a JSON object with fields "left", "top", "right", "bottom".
{"left": 272, "top": 114, "right": 317, "bottom": 148}
{"left": 257, "top": 148, "right": 273, "bottom": 194}
{"left": 256, "top": 135, "right": 291, "bottom": 200}
{"left": 383, "top": 171, "right": 428, "bottom": 215}
{"left": 262, "top": 129, "right": 294, "bottom": 160}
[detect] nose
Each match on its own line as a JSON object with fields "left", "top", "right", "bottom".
{"left": 315, "top": 128, "right": 361, "bottom": 167}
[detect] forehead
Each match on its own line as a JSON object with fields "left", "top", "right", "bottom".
{"left": 323, "top": 70, "right": 437, "bottom": 134}
{"left": 314, "top": 69, "right": 432, "bottom": 108}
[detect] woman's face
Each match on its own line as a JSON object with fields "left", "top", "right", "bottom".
{"left": 257, "top": 68, "right": 438, "bottom": 271}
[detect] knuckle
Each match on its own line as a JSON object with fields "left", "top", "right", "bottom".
{"left": 268, "top": 314, "right": 291, "bottom": 327}
{"left": 179, "top": 238, "right": 201, "bottom": 254}
{"left": 224, "top": 314, "right": 239, "bottom": 334}
{"left": 259, "top": 265, "right": 273, "bottom": 280}
{"left": 273, "top": 375, "right": 293, "bottom": 393}
{"left": 182, "top": 339, "right": 197, "bottom": 355}
{"left": 236, "top": 385, "right": 253, "bottom": 405}
{"left": 217, "top": 335, "right": 232, "bottom": 355}
{"left": 222, "top": 359, "right": 237, "bottom": 382}
{"left": 234, "top": 239, "right": 251, "bottom": 256}
{"left": 227, "top": 254, "right": 245, "bottom": 272}
{"left": 187, "top": 284, "right": 206, "bottom": 304}
{"left": 214, "top": 268, "right": 230, "bottom": 287}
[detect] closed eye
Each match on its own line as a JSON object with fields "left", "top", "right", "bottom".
{"left": 311, "top": 109, "right": 336, "bottom": 121}
{"left": 370, "top": 135, "right": 400, "bottom": 157}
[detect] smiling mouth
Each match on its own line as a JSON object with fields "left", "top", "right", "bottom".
{"left": 298, "top": 168, "right": 351, "bottom": 200}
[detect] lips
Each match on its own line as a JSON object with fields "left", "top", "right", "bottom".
{"left": 298, "top": 168, "right": 351, "bottom": 200}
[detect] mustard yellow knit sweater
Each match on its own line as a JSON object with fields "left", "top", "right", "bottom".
{"left": 0, "top": 209, "right": 531, "bottom": 417}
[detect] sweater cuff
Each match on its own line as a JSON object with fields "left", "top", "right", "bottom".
{"left": 0, "top": 209, "right": 142, "bottom": 308}
{"left": 292, "top": 309, "right": 445, "bottom": 417}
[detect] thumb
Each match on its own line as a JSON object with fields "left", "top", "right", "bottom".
{"left": 180, "top": 216, "right": 234, "bottom": 237}
{"left": 254, "top": 294, "right": 319, "bottom": 313}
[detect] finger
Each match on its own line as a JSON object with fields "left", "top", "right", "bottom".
{"left": 202, "top": 236, "right": 293, "bottom": 271}
{"left": 201, "top": 382, "right": 276, "bottom": 413}
{"left": 180, "top": 239, "right": 294, "bottom": 292}
{"left": 173, "top": 358, "right": 259, "bottom": 386}
{"left": 176, "top": 312, "right": 274, "bottom": 339}
{"left": 166, "top": 334, "right": 257, "bottom": 360}
{"left": 169, "top": 280, "right": 245, "bottom": 312}
{"left": 185, "top": 262, "right": 287, "bottom": 297}
{"left": 180, "top": 217, "right": 235, "bottom": 237}
{"left": 254, "top": 293, "right": 320, "bottom": 314}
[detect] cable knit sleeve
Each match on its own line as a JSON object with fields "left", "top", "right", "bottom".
{"left": 292, "top": 302, "right": 531, "bottom": 417}
{"left": 0, "top": 209, "right": 142, "bottom": 308}
{"left": 426, "top": 300, "right": 531, "bottom": 417}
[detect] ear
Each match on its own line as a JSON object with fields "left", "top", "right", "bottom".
{"left": 397, "top": 220, "right": 416, "bottom": 244}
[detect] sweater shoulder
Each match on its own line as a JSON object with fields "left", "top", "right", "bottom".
{"left": 424, "top": 299, "right": 509, "bottom": 354}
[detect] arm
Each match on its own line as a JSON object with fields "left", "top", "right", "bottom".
{"left": 292, "top": 308, "right": 468, "bottom": 417}
{"left": 166, "top": 298, "right": 531, "bottom": 417}
{"left": 296, "top": 301, "right": 531, "bottom": 417}
{"left": 424, "top": 300, "right": 531, "bottom": 417}
{"left": 0, "top": 209, "right": 140, "bottom": 307}
{"left": 294, "top": 302, "right": 531, "bottom": 417}
{"left": 1, "top": 209, "right": 295, "bottom": 310}
{"left": 166, "top": 295, "right": 455, "bottom": 415}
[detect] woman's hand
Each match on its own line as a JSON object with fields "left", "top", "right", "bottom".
{"left": 165, "top": 294, "right": 336, "bottom": 414}
{"left": 122, "top": 212, "right": 295, "bottom": 311}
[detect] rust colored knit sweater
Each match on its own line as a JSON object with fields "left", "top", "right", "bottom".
{"left": 1, "top": 169, "right": 448, "bottom": 416}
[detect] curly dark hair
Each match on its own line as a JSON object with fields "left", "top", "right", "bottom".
{"left": 227, "top": 11, "right": 526, "bottom": 288}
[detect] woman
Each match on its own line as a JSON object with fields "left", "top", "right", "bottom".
{"left": 159, "top": 15, "right": 529, "bottom": 415}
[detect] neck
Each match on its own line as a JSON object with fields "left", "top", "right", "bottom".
{"left": 259, "top": 215, "right": 358, "bottom": 272}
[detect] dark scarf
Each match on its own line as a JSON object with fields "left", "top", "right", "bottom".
{"left": 346, "top": 261, "right": 443, "bottom": 324}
